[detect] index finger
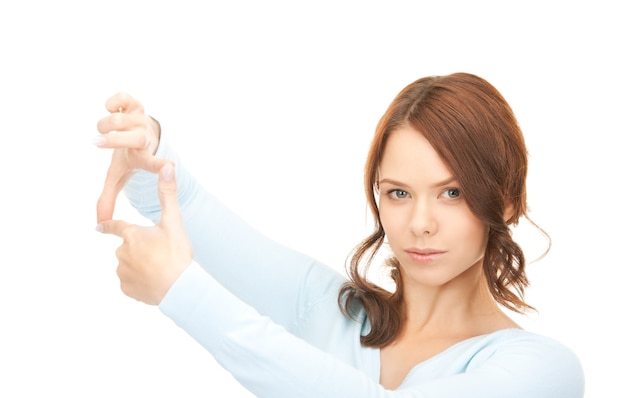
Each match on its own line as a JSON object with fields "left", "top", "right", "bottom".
{"left": 105, "top": 92, "right": 145, "bottom": 115}
{"left": 96, "top": 154, "right": 133, "bottom": 223}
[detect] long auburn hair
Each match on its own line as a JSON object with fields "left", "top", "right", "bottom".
{"left": 339, "top": 72, "right": 546, "bottom": 348}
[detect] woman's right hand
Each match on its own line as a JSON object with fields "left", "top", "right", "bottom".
{"left": 95, "top": 92, "right": 169, "bottom": 224}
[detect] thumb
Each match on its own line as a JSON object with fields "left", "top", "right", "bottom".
{"left": 158, "top": 162, "right": 183, "bottom": 228}
{"left": 96, "top": 219, "right": 131, "bottom": 237}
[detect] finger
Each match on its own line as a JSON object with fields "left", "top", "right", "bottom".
{"left": 96, "top": 112, "right": 150, "bottom": 136}
{"left": 104, "top": 92, "right": 145, "bottom": 115}
{"left": 94, "top": 128, "right": 150, "bottom": 150}
{"left": 157, "top": 163, "right": 183, "bottom": 228}
{"left": 97, "top": 187, "right": 120, "bottom": 224}
{"left": 97, "top": 219, "right": 132, "bottom": 237}
{"left": 141, "top": 156, "right": 170, "bottom": 175}
{"left": 96, "top": 156, "right": 132, "bottom": 223}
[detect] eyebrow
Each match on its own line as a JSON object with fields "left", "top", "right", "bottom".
{"left": 378, "top": 176, "right": 458, "bottom": 189}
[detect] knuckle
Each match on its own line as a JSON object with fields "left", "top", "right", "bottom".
{"left": 119, "top": 280, "right": 130, "bottom": 297}
{"left": 120, "top": 225, "right": 137, "bottom": 241}
{"left": 116, "top": 264, "right": 125, "bottom": 279}
{"left": 116, "top": 91, "right": 130, "bottom": 103}
{"left": 139, "top": 130, "right": 150, "bottom": 149}
{"left": 110, "top": 112, "right": 124, "bottom": 129}
{"left": 96, "top": 118, "right": 107, "bottom": 133}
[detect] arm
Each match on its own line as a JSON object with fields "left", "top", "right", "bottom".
{"left": 100, "top": 166, "right": 585, "bottom": 398}
{"left": 161, "top": 261, "right": 585, "bottom": 398}
{"left": 124, "top": 135, "right": 346, "bottom": 332}
{"left": 95, "top": 93, "right": 345, "bottom": 333}
{"left": 161, "top": 261, "right": 395, "bottom": 398}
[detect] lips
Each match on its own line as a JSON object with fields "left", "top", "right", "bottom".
{"left": 405, "top": 248, "right": 446, "bottom": 264}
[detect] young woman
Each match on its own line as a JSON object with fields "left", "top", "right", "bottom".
{"left": 95, "top": 73, "right": 585, "bottom": 397}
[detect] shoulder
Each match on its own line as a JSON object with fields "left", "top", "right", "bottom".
{"left": 483, "top": 329, "right": 580, "bottom": 360}
{"left": 403, "top": 329, "right": 584, "bottom": 397}
{"left": 471, "top": 329, "right": 585, "bottom": 395}
{"left": 471, "top": 328, "right": 582, "bottom": 366}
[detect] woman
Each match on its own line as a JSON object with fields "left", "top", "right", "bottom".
{"left": 95, "top": 73, "right": 584, "bottom": 397}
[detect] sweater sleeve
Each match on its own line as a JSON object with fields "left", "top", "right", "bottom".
{"left": 159, "top": 262, "right": 585, "bottom": 398}
{"left": 123, "top": 135, "right": 347, "bottom": 334}
{"left": 160, "top": 261, "right": 401, "bottom": 398}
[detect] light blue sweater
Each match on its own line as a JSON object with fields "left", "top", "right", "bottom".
{"left": 123, "top": 137, "right": 585, "bottom": 397}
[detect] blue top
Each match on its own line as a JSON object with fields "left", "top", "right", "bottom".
{"left": 123, "top": 137, "right": 585, "bottom": 397}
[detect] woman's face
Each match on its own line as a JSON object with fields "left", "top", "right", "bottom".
{"left": 378, "top": 126, "right": 489, "bottom": 289}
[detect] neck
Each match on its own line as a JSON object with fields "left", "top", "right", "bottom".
{"left": 399, "top": 263, "right": 515, "bottom": 337}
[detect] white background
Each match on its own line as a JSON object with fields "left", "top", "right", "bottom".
{"left": 0, "top": 1, "right": 623, "bottom": 397}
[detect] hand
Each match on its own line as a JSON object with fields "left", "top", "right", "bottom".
{"left": 97, "top": 163, "right": 193, "bottom": 305}
{"left": 95, "top": 92, "right": 169, "bottom": 223}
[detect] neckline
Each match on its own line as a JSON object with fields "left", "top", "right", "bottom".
{"left": 377, "top": 328, "right": 524, "bottom": 388}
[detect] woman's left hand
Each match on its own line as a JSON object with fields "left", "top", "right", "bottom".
{"left": 97, "top": 163, "right": 193, "bottom": 305}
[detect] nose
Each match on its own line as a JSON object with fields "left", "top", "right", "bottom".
{"left": 409, "top": 198, "right": 437, "bottom": 237}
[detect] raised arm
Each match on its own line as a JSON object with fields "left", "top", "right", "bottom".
{"left": 125, "top": 147, "right": 345, "bottom": 331}
{"left": 99, "top": 164, "right": 585, "bottom": 398}
{"left": 96, "top": 94, "right": 346, "bottom": 332}
{"left": 162, "top": 260, "right": 584, "bottom": 398}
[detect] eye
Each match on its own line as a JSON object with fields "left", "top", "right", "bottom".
{"left": 387, "top": 189, "right": 410, "bottom": 200}
{"left": 441, "top": 188, "right": 461, "bottom": 199}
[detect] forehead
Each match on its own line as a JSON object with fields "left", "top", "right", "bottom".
{"left": 379, "top": 126, "right": 453, "bottom": 183}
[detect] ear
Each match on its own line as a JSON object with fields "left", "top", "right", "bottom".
{"left": 504, "top": 202, "right": 515, "bottom": 224}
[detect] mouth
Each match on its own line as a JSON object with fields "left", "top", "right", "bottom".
{"left": 405, "top": 248, "right": 446, "bottom": 264}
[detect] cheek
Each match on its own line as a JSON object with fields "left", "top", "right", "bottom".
{"left": 454, "top": 212, "right": 489, "bottom": 246}
{"left": 378, "top": 204, "right": 396, "bottom": 234}
{"left": 379, "top": 205, "right": 407, "bottom": 249}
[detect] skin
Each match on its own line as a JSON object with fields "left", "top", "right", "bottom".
{"left": 96, "top": 93, "right": 192, "bottom": 305}
{"left": 377, "top": 127, "right": 519, "bottom": 389}
{"left": 95, "top": 94, "right": 519, "bottom": 389}
{"left": 95, "top": 92, "right": 169, "bottom": 224}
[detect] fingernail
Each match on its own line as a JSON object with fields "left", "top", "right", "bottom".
{"left": 92, "top": 136, "right": 106, "bottom": 147}
{"left": 162, "top": 163, "right": 175, "bottom": 181}
{"left": 95, "top": 224, "right": 104, "bottom": 233}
